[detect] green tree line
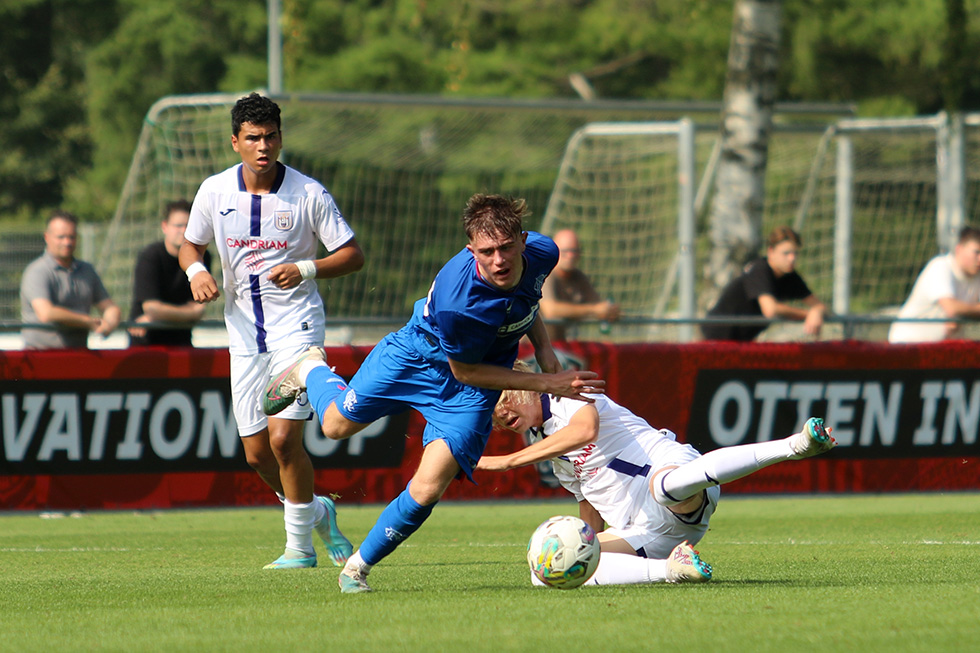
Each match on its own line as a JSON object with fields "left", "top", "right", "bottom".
{"left": 2, "top": 0, "right": 978, "bottom": 224}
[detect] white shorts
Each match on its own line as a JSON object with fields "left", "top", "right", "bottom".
{"left": 596, "top": 436, "right": 720, "bottom": 559}
{"left": 230, "top": 342, "right": 317, "bottom": 437}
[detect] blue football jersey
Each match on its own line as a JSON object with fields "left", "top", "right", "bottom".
{"left": 408, "top": 231, "right": 558, "bottom": 368}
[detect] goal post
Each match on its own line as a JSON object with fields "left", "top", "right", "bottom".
{"left": 540, "top": 120, "right": 698, "bottom": 341}
{"left": 826, "top": 115, "right": 955, "bottom": 317}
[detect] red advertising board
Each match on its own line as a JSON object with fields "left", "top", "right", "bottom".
{"left": 1, "top": 341, "right": 977, "bottom": 510}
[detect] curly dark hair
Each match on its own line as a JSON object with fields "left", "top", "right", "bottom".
{"left": 231, "top": 92, "right": 281, "bottom": 135}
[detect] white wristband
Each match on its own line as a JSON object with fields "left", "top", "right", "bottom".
{"left": 296, "top": 259, "right": 317, "bottom": 280}
{"left": 185, "top": 262, "right": 207, "bottom": 282}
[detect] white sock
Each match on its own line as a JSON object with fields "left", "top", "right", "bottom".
{"left": 283, "top": 499, "right": 316, "bottom": 556}
{"left": 298, "top": 360, "right": 328, "bottom": 387}
{"left": 751, "top": 436, "right": 799, "bottom": 466}
{"left": 346, "top": 550, "right": 372, "bottom": 574}
{"left": 276, "top": 492, "right": 286, "bottom": 504}
{"left": 656, "top": 438, "right": 798, "bottom": 505}
{"left": 582, "top": 552, "right": 668, "bottom": 585}
{"left": 312, "top": 495, "right": 326, "bottom": 525}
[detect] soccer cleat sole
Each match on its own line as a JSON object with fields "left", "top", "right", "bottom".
{"left": 791, "top": 417, "right": 837, "bottom": 459}
{"left": 804, "top": 417, "right": 830, "bottom": 443}
{"left": 262, "top": 365, "right": 304, "bottom": 416}
{"left": 262, "top": 347, "right": 324, "bottom": 416}
{"left": 688, "top": 549, "right": 713, "bottom": 581}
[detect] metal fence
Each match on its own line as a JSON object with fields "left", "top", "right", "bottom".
{"left": 4, "top": 93, "right": 980, "bottom": 346}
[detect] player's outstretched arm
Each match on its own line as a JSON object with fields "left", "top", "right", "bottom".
{"left": 448, "top": 359, "right": 605, "bottom": 402}
{"left": 543, "top": 369, "right": 605, "bottom": 401}
{"left": 477, "top": 404, "right": 598, "bottom": 472}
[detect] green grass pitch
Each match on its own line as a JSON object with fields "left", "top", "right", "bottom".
{"left": 1, "top": 494, "right": 978, "bottom": 652}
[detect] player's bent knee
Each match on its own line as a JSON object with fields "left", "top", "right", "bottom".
{"left": 244, "top": 451, "right": 273, "bottom": 471}
{"left": 407, "top": 478, "right": 449, "bottom": 506}
{"left": 240, "top": 430, "right": 276, "bottom": 470}
{"left": 667, "top": 493, "right": 704, "bottom": 516}
{"left": 650, "top": 467, "right": 683, "bottom": 507}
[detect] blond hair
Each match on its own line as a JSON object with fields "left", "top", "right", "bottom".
{"left": 496, "top": 359, "right": 539, "bottom": 408}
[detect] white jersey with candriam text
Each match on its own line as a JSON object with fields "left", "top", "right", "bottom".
{"left": 185, "top": 163, "right": 354, "bottom": 354}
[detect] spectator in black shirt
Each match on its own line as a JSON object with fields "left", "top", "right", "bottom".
{"left": 129, "top": 200, "right": 211, "bottom": 346}
{"left": 702, "top": 226, "right": 827, "bottom": 341}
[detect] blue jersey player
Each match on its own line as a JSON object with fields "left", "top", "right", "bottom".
{"left": 263, "top": 194, "right": 605, "bottom": 592}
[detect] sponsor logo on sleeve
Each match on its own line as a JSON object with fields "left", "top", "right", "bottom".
{"left": 534, "top": 273, "right": 546, "bottom": 294}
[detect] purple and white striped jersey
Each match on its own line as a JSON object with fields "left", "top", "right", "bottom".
{"left": 185, "top": 162, "right": 354, "bottom": 354}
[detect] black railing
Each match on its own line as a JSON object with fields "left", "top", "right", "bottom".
{"left": 0, "top": 315, "right": 967, "bottom": 344}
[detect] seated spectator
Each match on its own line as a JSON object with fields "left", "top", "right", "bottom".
{"left": 888, "top": 226, "right": 980, "bottom": 343}
{"left": 701, "top": 226, "right": 826, "bottom": 342}
{"left": 539, "top": 228, "right": 620, "bottom": 341}
{"left": 129, "top": 200, "right": 211, "bottom": 346}
{"left": 20, "top": 210, "right": 121, "bottom": 349}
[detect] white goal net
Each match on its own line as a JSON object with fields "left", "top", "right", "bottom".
{"left": 540, "top": 121, "right": 697, "bottom": 342}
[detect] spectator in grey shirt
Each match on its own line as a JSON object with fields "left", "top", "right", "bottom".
{"left": 20, "top": 210, "right": 121, "bottom": 349}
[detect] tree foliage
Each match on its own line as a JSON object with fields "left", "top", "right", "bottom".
{"left": 0, "top": 0, "right": 115, "bottom": 221}
{"left": 1, "top": 0, "right": 978, "bottom": 224}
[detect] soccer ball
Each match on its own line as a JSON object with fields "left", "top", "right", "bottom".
{"left": 527, "top": 515, "right": 600, "bottom": 589}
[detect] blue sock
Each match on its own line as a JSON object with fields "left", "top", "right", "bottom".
{"left": 305, "top": 366, "right": 348, "bottom": 422}
{"left": 359, "top": 487, "right": 435, "bottom": 566}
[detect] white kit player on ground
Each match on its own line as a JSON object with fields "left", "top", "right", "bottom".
{"left": 179, "top": 92, "right": 365, "bottom": 570}
{"left": 477, "top": 362, "right": 837, "bottom": 586}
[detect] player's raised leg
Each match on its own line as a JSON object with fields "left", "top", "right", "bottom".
{"left": 263, "top": 346, "right": 349, "bottom": 418}
{"left": 788, "top": 416, "right": 835, "bottom": 459}
{"left": 652, "top": 417, "right": 836, "bottom": 508}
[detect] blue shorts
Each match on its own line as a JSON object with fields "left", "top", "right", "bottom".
{"left": 335, "top": 327, "right": 500, "bottom": 481}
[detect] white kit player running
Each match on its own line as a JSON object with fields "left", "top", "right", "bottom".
{"left": 179, "top": 93, "right": 365, "bottom": 570}
{"left": 478, "top": 362, "right": 836, "bottom": 586}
